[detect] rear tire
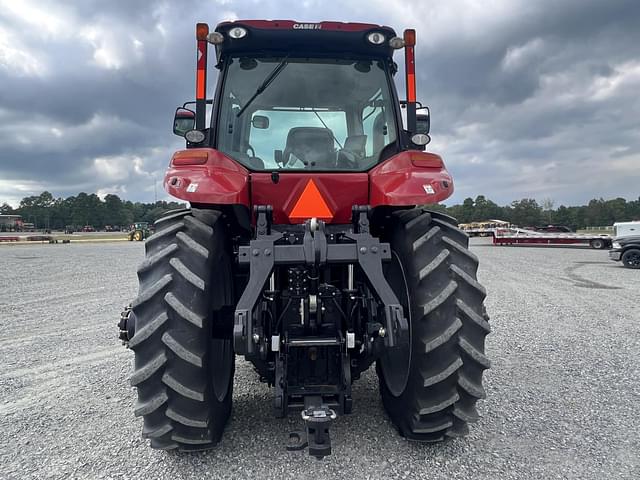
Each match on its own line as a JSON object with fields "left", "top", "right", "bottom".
{"left": 377, "top": 209, "right": 490, "bottom": 441}
{"left": 590, "top": 238, "right": 605, "bottom": 249}
{"left": 622, "top": 248, "right": 640, "bottom": 269}
{"left": 129, "top": 208, "right": 235, "bottom": 451}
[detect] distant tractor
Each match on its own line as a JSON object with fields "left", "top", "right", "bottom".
{"left": 118, "top": 20, "right": 490, "bottom": 458}
{"left": 127, "top": 222, "right": 150, "bottom": 241}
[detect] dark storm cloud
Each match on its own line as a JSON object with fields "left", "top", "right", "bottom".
{"left": 394, "top": 0, "right": 640, "bottom": 203}
{"left": 0, "top": 0, "right": 638, "bottom": 206}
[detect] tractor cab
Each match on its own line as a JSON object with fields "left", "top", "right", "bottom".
{"left": 168, "top": 20, "right": 450, "bottom": 225}
{"left": 178, "top": 21, "right": 427, "bottom": 163}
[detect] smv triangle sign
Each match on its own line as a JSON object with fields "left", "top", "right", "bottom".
{"left": 288, "top": 179, "right": 333, "bottom": 221}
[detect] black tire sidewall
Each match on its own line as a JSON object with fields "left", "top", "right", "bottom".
{"left": 622, "top": 249, "right": 640, "bottom": 268}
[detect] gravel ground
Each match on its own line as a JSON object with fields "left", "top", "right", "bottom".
{"left": 0, "top": 240, "right": 638, "bottom": 479}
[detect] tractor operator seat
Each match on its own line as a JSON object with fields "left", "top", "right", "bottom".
{"left": 283, "top": 127, "right": 335, "bottom": 168}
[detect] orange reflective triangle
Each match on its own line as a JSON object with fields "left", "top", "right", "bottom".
{"left": 289, "top": 179, "right": 333, "bottom": 221}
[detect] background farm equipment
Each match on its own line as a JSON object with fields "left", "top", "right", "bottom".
{"left": 127, "top": 222, "right": 151, "bottom": 242}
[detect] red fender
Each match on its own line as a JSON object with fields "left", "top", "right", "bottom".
{"left": 369, "top": 151, "right": 454, "bottom": 206}
{"left": 164, "top": 148, "right": 250, "bottom": 205}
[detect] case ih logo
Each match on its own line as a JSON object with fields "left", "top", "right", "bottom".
{"left": 293, "top": 23, "right": 322, "bottom": 30}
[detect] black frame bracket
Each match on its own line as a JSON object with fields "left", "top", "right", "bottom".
{"left": 232, "top": 205, "right": 408, "bottom": 355}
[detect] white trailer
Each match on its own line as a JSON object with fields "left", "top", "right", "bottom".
{"left": 613, "top": 221, "right": 640, "bottom": 239}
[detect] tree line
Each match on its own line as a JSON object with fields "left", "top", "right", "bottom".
{"left": 426, "top": 196, "right": 640, "bottom": 229}
{"left": 1, "top": 192, "right": 638, "bottom": 231}
{"left": 0, "top": 191, "right": 186, "bottom": 230}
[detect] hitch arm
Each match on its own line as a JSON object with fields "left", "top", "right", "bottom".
{"left": 234, "top": 235, "right": 280, "bottom": 355}
{"left": 348, "top": 233, "right": 408, "bottom": 348}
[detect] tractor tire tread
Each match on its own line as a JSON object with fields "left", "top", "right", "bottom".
{"left": 130, "top": 352, "right": 167, "bottom": 386}
{"left": 378, "top": 208, "right": 490, "bottom": 442}
{"left": 166, "top": 407, "right": 209, "bottom": 428}
{"left": 128, "top": 312, "right": 168, "bottom": 349}
{"left": 164, "top": 292, "right": 204, "bottom": 328}
{"left": 129, "top": 207, "right": 234, "bottom": 451}
{"left": 418, "top": 249, "right": 450, "bottom": 282}
{"left": 153, "top": 209, "right": 190, "bottom": 227}
{"left": 169, "top": 257, "right": 206, "bottom": 291}
{"left": 162, "top": 370, "right": 205, "bottom": 402}
{"left": 138, "top": 244, "right": 179, "bottom": 274}
{"left": 422, "top": 357, "right": 463, "bottom": 387}
{"left": 134, "top": 391, "right": 168, "bottom": 417}
{"left": 176, "top": 231, "right": 209, "bottom": 260}
{"left": 145, "top": 222, "right": 184, "bottom": 247}
{"left": 130, "top": 274, "right": 172, "bottom": 309}
{"left": 161, "top": 332, "right": 204, "bottom": 367}
{"left": 142, "top": 423, "right": 173, "bottom": 439}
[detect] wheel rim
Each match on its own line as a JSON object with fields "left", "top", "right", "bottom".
{"left": 211, "top": 338, "right": 233, "bottom": 401}
{"left": 379, "top": 251, "right": 412, "bottom": 397}
{"left": 624, "top": 251, "right": 640, "bottom": 267}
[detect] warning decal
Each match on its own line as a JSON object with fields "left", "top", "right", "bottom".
{"left": 288, "top": 179, "right": 333, "bottom": 221}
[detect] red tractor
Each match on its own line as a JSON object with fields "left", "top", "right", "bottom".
{"left": 119, "top": 20, "right": 490, "bottom": 458}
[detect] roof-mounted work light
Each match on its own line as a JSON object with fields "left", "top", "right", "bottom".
{"left": 228, "top": 26, "right": 248, "bottom": 39}
{"left": 366, "top": 31, "right": 386, "bottom": 45}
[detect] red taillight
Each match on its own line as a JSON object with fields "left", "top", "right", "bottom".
{"left": 172, "top": 150, "right": 208, "bottom": 166}
{"left": 410, "top": 152, "right": 443, "bottom": 168}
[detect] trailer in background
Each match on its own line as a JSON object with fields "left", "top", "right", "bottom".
{"left": 613, "top": 221, "right": 640, "bottom": 239}
{"left": 460, "top": 219, "right": 512, "bottom": 237}
{"left": 492, "top": 227, "right": 611, "bottom": 249}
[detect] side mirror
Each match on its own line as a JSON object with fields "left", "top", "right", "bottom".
{"left": 416, "top": 108, "right": 430, "bottom": 135}
{"left": 252, "top": 115, "right": 270, "bottom": 129}
{"left": 411, "top": 107, "right": 431, "bottom": 147}
{"left": 274, "top": 149, "right": 283, "bottom": 165}
{"left": 173, "top": 107, "right": 196, "bottom": 137}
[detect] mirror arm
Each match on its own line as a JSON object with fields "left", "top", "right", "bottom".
{"left": 183, "top": 99, "right": 214, "bottom": 109}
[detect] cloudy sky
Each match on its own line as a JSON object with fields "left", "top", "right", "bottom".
{"left": 0, "top": 0, "right": 638, "bottom": 207}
